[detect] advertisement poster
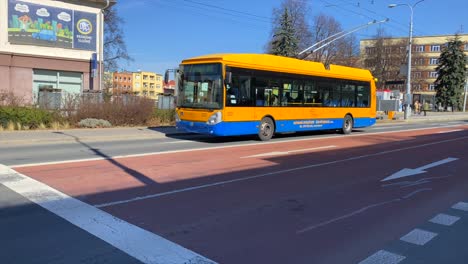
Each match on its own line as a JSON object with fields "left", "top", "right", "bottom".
{"left": 7, "top": 0, "right": 97, "bottom": 51}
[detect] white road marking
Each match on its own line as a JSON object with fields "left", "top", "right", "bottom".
{"left": 297, "top": 189, "right": 431, "bottom": 234}
{"left": 0, "top": 165, "right": 216, "bottom": 264}
{"left": 167, "top": 141, "right": 189, "bottom": 144}
{"left": 359, "top": 250, "right": 405, "bottom": 264}
{"left": 381, "top": 176, "right": 451, "bottom": 188}
{"left": 429, "top": 213, "right": 460, "bottom": 226}
{"left": 297, "top": 199, "right": 401, "bottom": 234}
{"left": 382, "top": 158, "right": 458, "bottom": 182}
{"left": 96, "top": 135, "right": 467, "bottom": 207}
{"left": 436, "top": 129, "right": 463, "bottom": 134}
{"left": 400, "top": 228, "right": 437, "bottom": 246}
{"left": 452, "top": 202, "right": 468, "bottom": 212}
{"left": 241, "top": 145, "right": 336, "bottom": 158}
{"left": 401, "top": 188, "right": 432, "bottom": 199}
{"left": 10, "top": 124, "right": 467, "bottom": 168}
{"left": 370, "top": 126, "right": 405, "bottom": 130}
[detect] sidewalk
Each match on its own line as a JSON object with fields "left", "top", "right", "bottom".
{"left": 1, "top": 112, "right": 467, "bottom": 146}
{"left": 0, "top": 126, "right": 191, "bottom": 146}
{"left": 376, "top": 111, "right": 468, "bottom": 124}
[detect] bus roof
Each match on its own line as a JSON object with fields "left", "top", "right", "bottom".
{"left": 182, "top": 53, "right": 374, "bottom": 82}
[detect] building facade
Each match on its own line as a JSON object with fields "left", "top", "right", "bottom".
{"left": 0, "top": 0, "right": 113, "bottom": 103}
{"left": 360, "top": 34, "right": 468, "bottom": 94}
{"left": 112, "top": 71, "right": 132, "bottom": 94}
{"left": 131, "top": 71, "right": 163, "bottom": 99}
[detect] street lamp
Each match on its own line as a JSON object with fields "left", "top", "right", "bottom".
{"left": 388, "top": 0, "right": 425, "bottom": 120}
{"left": 99, "top": 0, "right": 110, "bottom": 92}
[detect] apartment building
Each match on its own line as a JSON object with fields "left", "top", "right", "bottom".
{"left": 112, "top": 72, "right": 132, "bottom": 94}
{"left": 0, "top": 0, "right": 114, "bottom": 103}
{"left": 360, "top": 34, "right": 468, "bottom": 94}
{"left": 132, "top": 71, "right": 163, "bottom": 99}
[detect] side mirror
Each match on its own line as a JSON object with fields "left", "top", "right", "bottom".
{"left": 224, "top": 71, "right": 232, "bottom": 85}
{"left": 164, "top": 70, "right": 170, "bottom": 84}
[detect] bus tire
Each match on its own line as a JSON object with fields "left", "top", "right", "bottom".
{"left": 258, "top": 117, "right": 275, "bottom": 141}
{"left": 342, "top": 115, "right": 353, "bottom": 134}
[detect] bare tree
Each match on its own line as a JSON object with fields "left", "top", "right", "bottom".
{"left": 104, "top": 6, "right": 132, "bottom": 72}
{"left": 362, "top": 28, "right": 407, "bottom": 89}
{"left": 303, "top": 13, "right": 359, "bottom": 67}
{"left": 267, "top": 0, "right": 312, "bottom": 53}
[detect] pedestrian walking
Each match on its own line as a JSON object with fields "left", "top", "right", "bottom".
{"left": 414, "top": 100, "right": 421, "bottom": 115}
{"left": 423, "top": 101, "right": 429, "bottom": 116}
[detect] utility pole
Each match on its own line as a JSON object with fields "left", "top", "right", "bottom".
{"left": 389, "top": 0, "right": 425, "bottom": 120}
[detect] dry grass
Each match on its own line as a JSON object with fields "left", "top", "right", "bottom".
{"left": 6, "top": 121, "right": 15, "bottom": 131}
{"left": 0, "top": 126, "right": 3, "bottom": 132}
{"left": 50, "top": 121, "right": 61, "bottom": 130}
{"left": 39, "top": 123, "right": 47, "bottom": 130}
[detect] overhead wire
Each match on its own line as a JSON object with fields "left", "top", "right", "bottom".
{"left": 332, "top": 0, "right": 431, "bottom": 36}
{"left": 153, "top": 0, "right": 271, "bottom": 31}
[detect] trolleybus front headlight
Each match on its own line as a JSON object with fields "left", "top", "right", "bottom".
{"left": 207, "top": 112, "right": 222, "bottom": 125}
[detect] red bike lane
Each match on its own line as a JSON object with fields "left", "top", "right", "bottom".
{"left": 13, "top": 125, "right": 468, "bottom": 263}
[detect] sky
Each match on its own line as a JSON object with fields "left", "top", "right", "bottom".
{"left": 115, "top": 0, "right": 468, "bottom": 75}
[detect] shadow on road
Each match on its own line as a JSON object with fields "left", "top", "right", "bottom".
{"left": 52, "top": 131, "right": 158, "bottom": 186}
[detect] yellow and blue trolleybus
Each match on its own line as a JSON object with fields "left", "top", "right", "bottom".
{"left": 173, "top": 53, "right": 376, "bottom": 141}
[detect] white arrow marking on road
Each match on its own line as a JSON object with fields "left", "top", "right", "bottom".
{"left": 382, "top": 157, "right": 458, "bottom": 182}
{"left": 241, "top": 145, "right": 336, "bottom": 158}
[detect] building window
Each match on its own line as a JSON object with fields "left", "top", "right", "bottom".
{"left": 412, "top": 72, "right": 422, "bottom": 78}
{"left": 430, "top": 58, "right": 438, "bottom": 65}
{"left": 429, "top": 84, "right": 435, "bottom": 90}
{"left": 430, "top": 72, "right": 438, "bottom": 78}
{"left": 366, "top": 47, "right": 375, "bottom": 55}
{"left": 33, "top": 69, "right": 83, "bottom": 104}
{"left": 414, "top": 58, "right": 425, "bottom": 65}
{"left": 414, "top": 45, "right": 424, "bottom": 52}
{"left": 129, "top": 78, "right": 132, "bottom": 82}
{"left": 464, "top": 43, "right": 468, "bottom": 51}
{"left": 430, "top": 45, "right": 440, "bottom": 52}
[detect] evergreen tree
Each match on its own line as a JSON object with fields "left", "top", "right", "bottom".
{"left": 269, "top": 8, "right": 298, "bottom": 57}
{"left": 434, "top": 35, "right": 467, "bottom": 111}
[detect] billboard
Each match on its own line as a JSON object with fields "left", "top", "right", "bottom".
{"left": 7, "top": 0, "right": 97, "bottom": 51}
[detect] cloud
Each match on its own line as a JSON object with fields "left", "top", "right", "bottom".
{"left": 36, "top": 8, "right": 50, "bottom": 17}
{"left": 58, "top": 12, "right": 71, "bottom": 22}
{"left": 14, "top": 4, "right": 29, "bottom": 13}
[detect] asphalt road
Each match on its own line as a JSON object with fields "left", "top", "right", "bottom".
{"left": 1, "top": 121, "right": 466, "bottom": 167}
{"left": 1, "top": 121, "right": 468, "bottom": 263}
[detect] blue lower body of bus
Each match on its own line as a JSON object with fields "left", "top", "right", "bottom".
{"left": 176, "top": 117, "right": 376, "bottom": 136}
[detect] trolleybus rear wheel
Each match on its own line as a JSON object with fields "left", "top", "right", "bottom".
{"left": 258, "top": 117, "right": 275, "bottom": 141}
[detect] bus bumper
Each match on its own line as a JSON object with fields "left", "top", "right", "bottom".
{"left": 176, "top": 120, "right": 259, "bottom": 136}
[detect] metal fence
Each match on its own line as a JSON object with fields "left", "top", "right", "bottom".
{"left": 377, "top": 99, "right": 400, "bottom": 112}
{"left": 157, "top": 95, "right": 175, "bottom": 109}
